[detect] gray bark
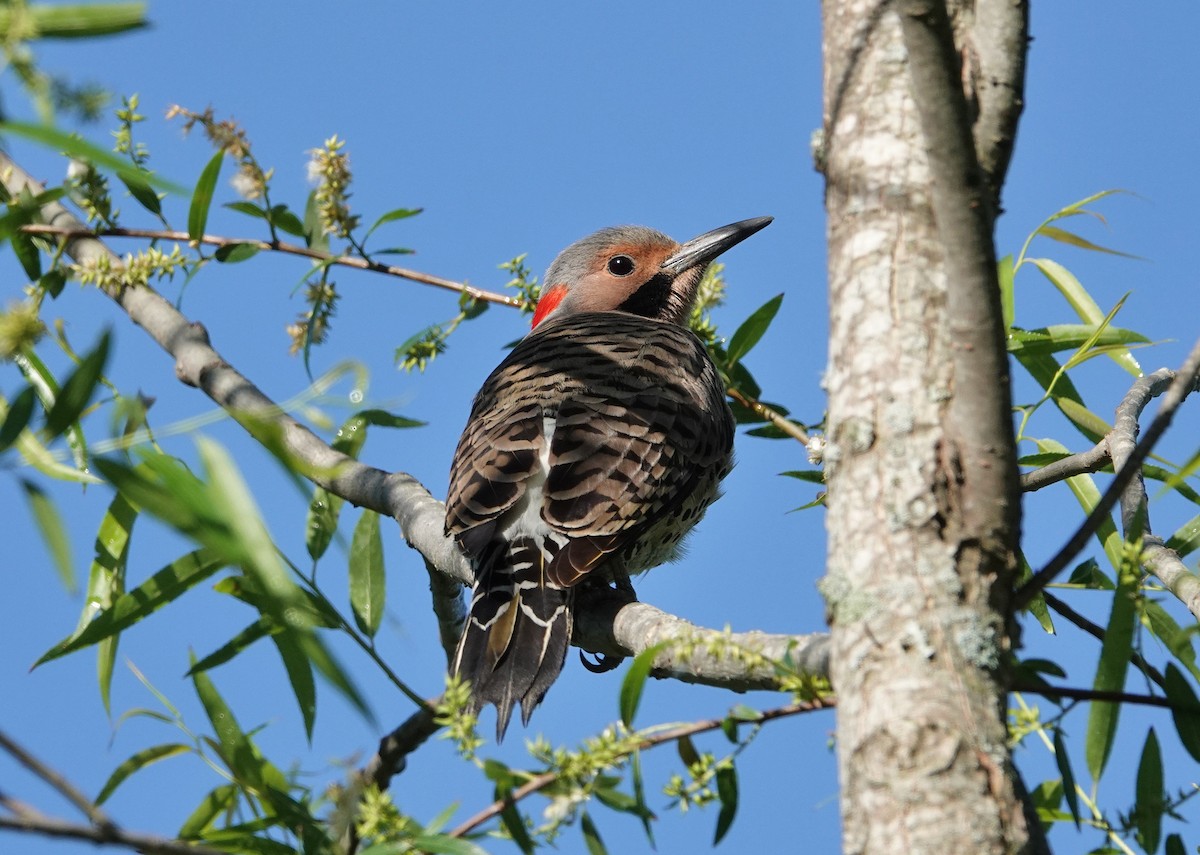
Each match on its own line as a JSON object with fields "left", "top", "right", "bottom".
{"left": 820, "top": 1, "right": 1029, "bottom": 852}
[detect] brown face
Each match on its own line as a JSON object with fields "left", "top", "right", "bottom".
{"left": 532, "top": 237, "right": 683, "bottom": 328}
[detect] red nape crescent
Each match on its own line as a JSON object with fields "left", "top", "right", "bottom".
{"left": 531, "top": 283, "right": 567, "bottom": 328}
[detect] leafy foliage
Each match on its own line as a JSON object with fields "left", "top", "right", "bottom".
{"left": 0, "top": 24, "right": 1198, "bottom": 853}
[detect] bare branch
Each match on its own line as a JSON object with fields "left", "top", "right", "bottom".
{"left": 0, "top": 814, "right": 224, "bottom": 855}
{"left": 19, "top": 223, "right": 521, "bottom": 308}
{"left": 1018, "top": 684, "right": 1187, "bottom": 712}
{"left": 447, "top": 698, "right": 833, "bottom": 840}
{"left": 1016, "top": 339, "right": 1200, "bottom": 612}
{"left": 1020, "top": 441, "right": 1109, "bottom": 493}
{"left": 0, "top": 733, "right": 224, "bottom": 855}
{"left": 0, "top": 730, "right": 110, "bottom": 829}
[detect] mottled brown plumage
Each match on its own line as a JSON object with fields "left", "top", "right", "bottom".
{"left": 446, "top": 217, "right": 771, "bottom": 738}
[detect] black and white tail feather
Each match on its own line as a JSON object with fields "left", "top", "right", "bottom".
{"left": 452, "top": 535, "right": 574, "bottom": 740}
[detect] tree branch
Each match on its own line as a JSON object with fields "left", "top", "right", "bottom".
{"left": 1015, "top": 339, "right": 1200, "bottom": 613}
{"left": 446, "top": 698, "right": 833, "bottom": 840}
{"left": 1020, "top": 441, "right": 1109, "bottom": 493}
{"left": 1, "top": 152, "right": 830, "bottom": 698}
{"left": 0, "top": 730, "right": 110, "bottom": 829}
{"left": 949, "top": 0, "right": 1029, "bottom": 209}
{"left": 1017, "top": 684, "right": 1187, "bottom": 712}
{"left": 898, "top": 0, "right": 1022, "bottom": 558}
{"left": 0, "top": 732, "right": 225, "bottom": 855}
{"left": 19, "top": 223, "right": 522, "bottom": 308}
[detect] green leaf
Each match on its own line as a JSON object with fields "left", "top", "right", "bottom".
{"left": 95, "top": 743, "right": 190, "bottom": 805}
{"left": 224, "top": 200, "right": 268, "bottom": 220}
{"left": 188, "top": 619, "right": 274, "bottom": 674}
{"left": 1165, "top": 510, "right": 1200, "bottom": 559}
{"left": 408, "top": 835, "right": 489, "bottom": 855}
{"left": 1014, "top": 352, "right": 1110, "bottom": 443}
{"left": 85, "top": 490, "right": 138, "bottom": 713}
{"left": 365, "top": 206, "right": 423, "bottom": 238}
{"left": 1037, "top": 225, "right": 1139, "bottom": 259}
{"left": 188, "top": 150, "right": 224, "bottom": 242}
{"left": 1163, "top": 664, "right": 1200, "bottom": 762}
{"left": 1141, "top": 600, "right": 1200, "bottom": 680}
{"left": 8, "top": 3, "right": 148, "bottom": 39}
{"left": 214, "top": 242, "right": 261, "bottom": 263}
{"left": 1028, "top": 258, "right": 1141, "bottom": 376}
{"left": 179, "top": 783, "right": 239, "bottom": 839}
{"left": 1017, "top": 554, "right": 1054, "bottom": 635}
{"left": 1006, "top": 324, "right": 1150, "bottom": 356}
{"left": 271, "top": 630, "right": 317, "bottom": 742}
{"left": 1133, "top": 728, "right": 1163, "bottom": 854}
{"left": 304, "top": 189, "right": 329, "bottom": 252}
{"left": 39, "top": 268, "right": 67, "bottom": 298}
{"left": 619, "top": 642, "right": 668, "bottom": 728}
{"left": 498, "top": 796, "right": 535, "bottom": 855}
{"left": 191, "top": 659, "right": 262, "bottom": 787}
{"left": 119, "top": 170, "right": 162, "bottom": 217}
{"left": 1085, "top": 565, "right": 1137, "bottom": 781}
{"left": 267, "top": 205, "right": 306, "bottom": 238}
{"left": 349, "top": 510, "right": 386, "bottom": 638}
{"left": 676, "top": 734, "right": 700, "bottom": 769}
{"left": 37, "top": 549, "right": 226, "bottom": 665}
{"left": 631, "top": 751, "right": 656, "bottom": 846}
{"left": 725, "top": 293, "right": 783, "bottom": 366}
{"left": 713, "top": 763, "right": 738, "bottom": 845}
{"left": 0, "top": 386, "right": 37, "bottom": 452}
{"left": 0, "top": 122, "right": 186, "bottom": 194}
{"left": 43, "top": 329, "right": 111, "bottom": 438}
{"left": 1029, "top": 778, "right": 1063, "bottom": 828}
{"left": 11, "top": 232, "right": 42, "bottom": 280}
{"left": 580, "top": 810, "right": 608, "bottom": 855}
{"left": 21, "top": 479, "right": 75, "bottom": 593}
{"left": 1165, "top": 834, "right": 1185, "bottom": 855}
{"left": 780, "top": 469, "right": 823, "bottom": 484}
{"left": 997, "top": 254, "right": 1015, "bottom": 330}
{"left": 1052, "top": 729, "right": 1080, "bottom": 828}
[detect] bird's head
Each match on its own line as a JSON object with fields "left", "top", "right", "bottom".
{"left": 530, "top": 216, "right": 773, "bottom": 329}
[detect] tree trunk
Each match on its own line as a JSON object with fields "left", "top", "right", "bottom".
{"left": 820, "top": 1, "right": 1031, "bottom": 852}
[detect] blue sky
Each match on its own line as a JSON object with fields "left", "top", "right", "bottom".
{"left": 3, "top": 3, "right": 1199, "bottom": 853}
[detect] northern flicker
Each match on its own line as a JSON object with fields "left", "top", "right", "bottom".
{"left": 446, "top": 216, "right": 772, "bottom": 738}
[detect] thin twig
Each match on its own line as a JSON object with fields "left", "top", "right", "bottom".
{"left": 1015, "top": 337, "right": 1200, "bottom": 609}
{"left": 0, "top": 815, "right": 225, "bottom": 855}
{"left": 0, "top": 734, "right": 225, "bottom": 855}
{"left": 0, "top": 730, "right": 111, "bottom": 829}
{"left": 446, "top": 697, "right": 833, "bottom": 840}
{"left": 19, "top": 223, "right": 522, "bottom": 308}
{"left": 1041, "top": 592, "right": 1165, "bottom": 688}
{"left": 23, "top": 224, "right": 805, "bottom": 447}
{"left": 726, "top": 386, "right": 810, "bottom": 444}
{"left": 1017, "top": 684, "right": 1184, "bottom": 711}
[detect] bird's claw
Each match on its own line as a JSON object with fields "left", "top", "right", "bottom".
{"left": 579, "top": 650, "right": 624, "bottom": 673}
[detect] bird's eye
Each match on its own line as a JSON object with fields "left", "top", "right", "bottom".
{"left": 607, "top": 255, "right": 635, "bottom": 276}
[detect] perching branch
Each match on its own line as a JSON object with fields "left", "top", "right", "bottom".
{"left": 1015, "top": 339, "right": 1200, "bottom": 614}
{"left": 1, "top": 152, "right": 831, "bottom": 696}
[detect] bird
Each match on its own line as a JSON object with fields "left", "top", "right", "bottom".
{"left": 445, "top": 216, "right": 773, "bottom": 739}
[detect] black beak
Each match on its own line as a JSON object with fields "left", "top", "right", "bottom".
{"left": 660, "top": 216, "right": 773, "bottom": 275}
